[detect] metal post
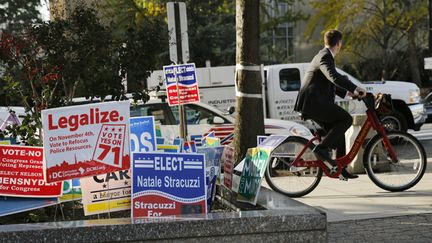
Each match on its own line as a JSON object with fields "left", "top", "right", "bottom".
{"left": 174, "top": 2, "right": 187, "bottom": 140}
{"left": 174, "top": 68, "right": 187, "bottom": 139}
{"left": 167, "top": 2, "right": 189, "bottom": 140}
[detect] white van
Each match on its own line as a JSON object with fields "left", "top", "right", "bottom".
{"left": 148, "top": 63, "right": 426, "bottom": 132}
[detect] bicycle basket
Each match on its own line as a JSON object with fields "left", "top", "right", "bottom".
{"left": 375, "top": 93, "right": 393, "bottom": 116}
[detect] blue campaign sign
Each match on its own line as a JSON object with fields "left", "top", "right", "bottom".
{"left": 173, "top": 138, "right": 184, "bottom": 152}
{"left": 197, "top": 146, "right": 224, "bottom": 209}
{"left": 190, "top": 134, "right": 203, "bottom": 147}
{"left": 164, "top": 63, "right": 197, "bottom": 86}
{"left": 72, "top": 178, "right": 80, "bottom": 188}
{"left": 0, "top": 137, "right": 17, "bottom": 145}
{"left": 156, "top": 137, "right": 165, "bottom": 145}
{"left": 257, "top": 135, "right": 268, "bottom": 145}
{"left": 0, "top": 196, "right": 59, "bottom": 217}
{"left": 130, "top": 116, "right": 157, "bottom": 153}
{"left": 132, "top": 152, "right": 206, "bottom": 217}
{"left": 163, "top": 63, "right": 200, "bottom": 106}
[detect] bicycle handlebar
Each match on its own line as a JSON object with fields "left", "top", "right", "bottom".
{"left": 350, "top": 91, "right": 375, "bottom": 110}
{"left": 351, "top": 91, "right": 366, "bottom": 101}
{"left": 361, "top": 92, "right": 376, "bottom": 110}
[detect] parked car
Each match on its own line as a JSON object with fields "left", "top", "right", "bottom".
{"left": 423, "top": 92, "right": 432, "bottom": 123}
{"left": 72, "top": 94, "right": 314, "bottom": 142}
{"left": 129, "top": 97, "right": 313, "bottom": 144}
{"left": 0, "top": 95, "right": 313, "bottom": 145}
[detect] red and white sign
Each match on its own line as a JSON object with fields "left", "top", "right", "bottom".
{"left": 223, "top": 146, "right": 234, "bottom": 189}
{"left": 164, "top": 63, "right": 200, "bottom": 106}
{"left": 42, "top": 101, "right": 130, "bottom": 183}
{"left": 0, "top": 145, "right": 62, "bottom": 197}
{"left": 205, "top": 126, "right": 235, "bottom": 145}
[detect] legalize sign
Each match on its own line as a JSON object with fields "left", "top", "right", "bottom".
{"left": 132, "top": 152, "right": 206, "bottom": 218}
{"left": 41, "top": 101, "right": 130, "bottom": 183}
{"left": 0, "top": 145, "right": 62, "bottom": 197}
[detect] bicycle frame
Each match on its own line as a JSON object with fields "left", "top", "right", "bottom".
{"left": 292, "top": 109, "right": 398, "bottom": 178}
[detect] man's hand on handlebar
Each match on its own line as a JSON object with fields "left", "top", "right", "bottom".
{"left": 348, "top": 87, "right": 367, "bottom": 99}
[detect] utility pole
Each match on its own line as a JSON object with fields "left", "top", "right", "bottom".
{"left": 233, "top": 0, "right": 265, "bottom": 164}
{"left": 167, "top": 2, "right": 189, "bottom": 140}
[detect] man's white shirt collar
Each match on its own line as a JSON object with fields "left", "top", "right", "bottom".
{"left": 328, "top": 48, "right": 335, "bottom": 58}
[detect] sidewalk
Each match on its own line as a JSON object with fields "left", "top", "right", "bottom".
{"left": 266, "top": 136, "right": 432, "bottom": 241}
{"left": 294, "top": 171, "right": 432, "bottom": 222}
{"left": 291, "top": 171, "right": 432, "bottom": 241}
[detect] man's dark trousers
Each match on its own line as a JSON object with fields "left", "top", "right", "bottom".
{"left": 306, "top": 103, "right": 352, "bottom": 157}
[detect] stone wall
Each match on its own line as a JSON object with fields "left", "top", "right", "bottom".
{"left": 0, "top": 187, "right": 327, "bottom": 242}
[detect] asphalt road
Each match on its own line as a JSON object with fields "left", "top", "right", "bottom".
{"left": 410, "top": 123, "right": 432, "bottom": 140}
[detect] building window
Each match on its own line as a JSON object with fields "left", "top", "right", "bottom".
{"left": 262, "top": 1, "right": 295, "bottom": 63}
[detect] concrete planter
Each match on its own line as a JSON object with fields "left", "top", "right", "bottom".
{"left": 0, "top": 187, "right": 326, "bottom": 242}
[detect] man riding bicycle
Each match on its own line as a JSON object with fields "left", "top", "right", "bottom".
{"left": 294, "top": 29, "right": 366, "bottom": 180}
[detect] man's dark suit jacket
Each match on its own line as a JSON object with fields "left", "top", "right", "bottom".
{"left": 294, "top": 48, "right": 357, "bottom": 118}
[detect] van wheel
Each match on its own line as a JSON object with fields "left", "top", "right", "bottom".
{"left": 380, "top": 110, "right": 408, "bottom": 132}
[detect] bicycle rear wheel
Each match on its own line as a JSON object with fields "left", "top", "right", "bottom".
{"left": 264, "top": 136, "right": 323, "bottom": 198}
{"left": 363, "top": 131, "right": 426, "bottom": 192}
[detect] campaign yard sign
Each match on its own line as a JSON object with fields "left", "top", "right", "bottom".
{"left": 132, "top": 152, "right": 206, "bottom": 218}
{"left": 237, "top": 147, "right": 272, "bottom": 205}
{"left": 0, "top": 196, "right": 59, "bottom": 217}
{"left": 223, "top": 146, "right": 234, "bottom": 189}
{"left": 197, "top": 146, "right": 224, "bottom": 209}
{"left": 257, "top": 136, "right": 268, "bottom": 146}
{"left": 0, "top": 137, "right": 17, "bottom": 145}
{"left": 183, "top": 141, "right": 197, "bottom": 153}
{"left": 59, "top": 179, "right": 82, "bottom": 202}
{"left": 41, "top": 101, "right": 130, "bottom": 183}
{"left": 163, "top": 63, "right": 200, "bottom": 106}
{"left": 0, "top": 145, "right": 62, "bottom": 197}
{"left": 258, "top": 135, "right": 288, "bottom": 149}
{"left": 130, "top": 116, "right": 157, "bottom": 153}
{"left": 157, "top": 144, "right": 180, "bottom": 153}
{"left": 0, "top": 111, "right": 21, "bottom": 131}
{"left": 81, "top": 170, "right": 131, "bottom": 216}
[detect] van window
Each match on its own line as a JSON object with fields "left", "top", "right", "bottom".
{"left": 279, "top": 68, "right": 300, "bottom": 92}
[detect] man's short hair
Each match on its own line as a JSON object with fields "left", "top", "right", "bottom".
{"left": 324, "top": 29, "right": 342, "bottom": 47}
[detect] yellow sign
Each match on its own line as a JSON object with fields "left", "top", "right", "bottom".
{"left": 80, "top": 170, "right": 131, "bottom": 216}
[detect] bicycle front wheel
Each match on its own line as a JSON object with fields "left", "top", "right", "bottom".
{"left": 264, "top": 136, "right": 323, "bottom": 198}
{"left": 363, "top": 131, "right": 427, "bottom": 192}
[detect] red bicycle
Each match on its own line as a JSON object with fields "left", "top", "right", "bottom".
{"left": 265, "top": 93, "right": 427, "bottom": 197}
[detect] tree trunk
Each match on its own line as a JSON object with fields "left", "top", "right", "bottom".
{"left": 233, "top": 0, "right": 265, "bottom": 164}
{"left": 429, "top": 0, "right": 432, "bottom": 54}
{"left": 407, "top": 26, "right": 422, "bottom": 87}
